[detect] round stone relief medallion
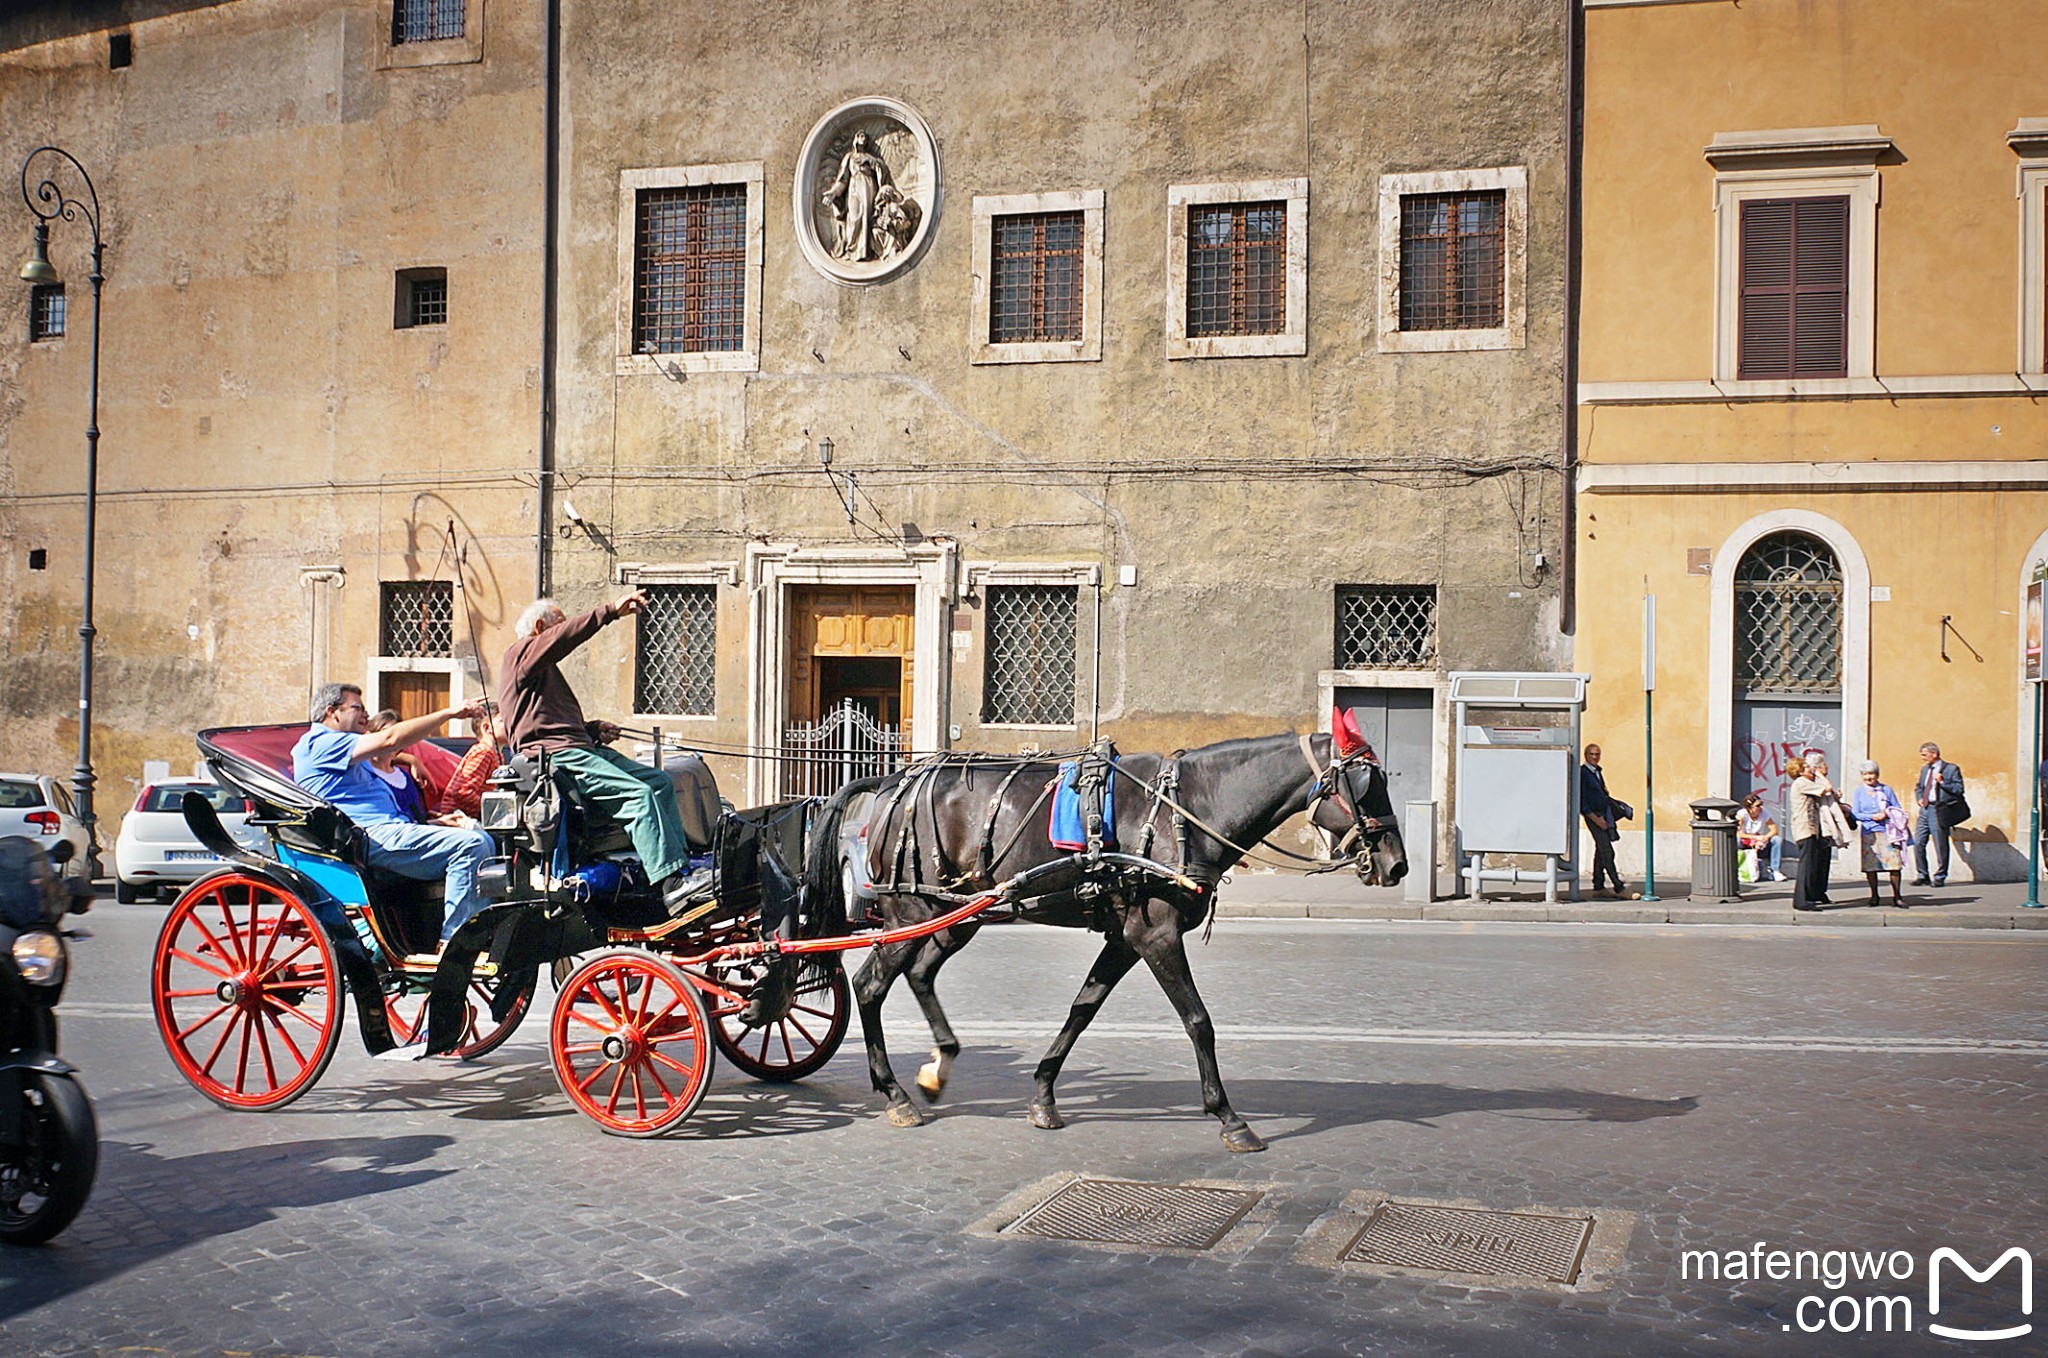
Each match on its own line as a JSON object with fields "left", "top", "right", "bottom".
{"left": 793, "top": 97, "right": 941, "bottom": 285}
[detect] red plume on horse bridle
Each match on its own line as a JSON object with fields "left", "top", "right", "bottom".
{"left": 1332, "top": 706, "right": 1373, "bottom": 760}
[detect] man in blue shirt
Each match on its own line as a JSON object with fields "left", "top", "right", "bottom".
{"left": 292, "top": 681, "right": 493, "bottom": 949}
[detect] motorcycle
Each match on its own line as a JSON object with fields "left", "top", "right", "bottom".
{"left": 0, "top": 834, "right": 97, "bottom": 1245}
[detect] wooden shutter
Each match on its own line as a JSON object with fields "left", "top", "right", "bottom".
{"left": 1738, "top": 196, "right": 1849, "bottom": 380}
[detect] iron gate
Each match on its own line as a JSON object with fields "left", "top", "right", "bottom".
{"left": 781, "top": 700, "right": 911, "bottom": 797}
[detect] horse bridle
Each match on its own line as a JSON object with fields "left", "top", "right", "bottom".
{"left": 1298, "top": 734, "right": 1398, "bottom": 864}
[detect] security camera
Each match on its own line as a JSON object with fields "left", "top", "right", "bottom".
{"left": 562, "top": 498, "right": 585, "bottom": 526}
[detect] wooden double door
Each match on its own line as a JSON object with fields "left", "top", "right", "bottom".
{"left": 786, "top": 586, "right": 915, "bottom": 734}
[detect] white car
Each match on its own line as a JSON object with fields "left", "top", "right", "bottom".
{"left": 113, "top": 778, "right": 265, "bottom": 902}
{"left": 0, "top": 773, "right": 92, "bottom": 871}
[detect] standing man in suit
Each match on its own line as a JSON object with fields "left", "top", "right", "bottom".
{"left": 1910, "top": 741, "right": 1965, "bottom": 887}
{"left": 1580, "top": 742, "right": 1626, "bottom": 897}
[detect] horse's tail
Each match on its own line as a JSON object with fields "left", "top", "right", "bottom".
{"left": 805, "top": 774, "right": 888, "bottom": 934}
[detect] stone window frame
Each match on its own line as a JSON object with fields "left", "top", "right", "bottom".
{"left": 615, "top": 562, "right": 738, "bottom": 724}
{"left": 1706, "top": 127, "right": 1889, "bottom": 390}
{"left": 614, "top": 162, "right": 765, "bottom": 377}
{"left": 970, "top": 190, "right": 1104, "bottom": 365}
{"left": 376, "top": 0, "right": 483, "bottom": 70}
{"left": 1165, "top": 177, "right": 1309, "bottom": 360}
{"left": 1377, "top": 166, "right": 1527, "bottom": 353}
{"left": 2011, "top": 120, "right": 2048, "bottom": 375}
{"left": 966, "top": 562, "right": 1099, "bottom": 731}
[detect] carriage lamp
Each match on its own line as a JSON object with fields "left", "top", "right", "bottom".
{"left": 18, "top": 146, "right": 109, "bottom": 880}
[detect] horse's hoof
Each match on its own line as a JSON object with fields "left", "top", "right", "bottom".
{"left": 886, "top": 1103, "right": 928, "bottom": 1128}
{"left": 1221, "top": 1124, "right": 1267, "bottom": 1153}
{"left": 915, "top": 1071, "right": 945, "bottom": 1101}
{"left": 1027, "top": 1104, "right": 1066, "bottom": 1131}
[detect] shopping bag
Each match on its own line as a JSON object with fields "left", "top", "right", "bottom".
{"left": 1737, "top": 848, "right": 1756, "bottom": 884}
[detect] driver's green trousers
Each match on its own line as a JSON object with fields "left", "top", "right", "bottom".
{"left": 548, "top": 745, "right": 691, "bottom": 884}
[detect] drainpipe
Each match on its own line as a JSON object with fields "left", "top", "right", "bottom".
{"left": 537, "top": 0, "right": 561, "bottom": 596}
{"left": 1559, "top": 0, "right": 1584, "bottom": 636}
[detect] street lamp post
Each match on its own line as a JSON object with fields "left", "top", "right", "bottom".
{"left": 20, "top": 146, "right": 106, "bottom": 877}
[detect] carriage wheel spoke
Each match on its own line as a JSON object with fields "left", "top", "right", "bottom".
{"left": 263, "top": 935, "right": 318, "bottom": 975}
{"left": 174, "top": 1002, "right": 233, "bottom": 1044}
{"left": 251, "top": 1006, "right": 280, "bottom": 1089}
{"left": 564, "top": 1006, "right": 614, "bottom": 1033}
{"left": 266, "top": 995, "right": 327, "bottom": 1034}
{"left": 188, "top": 906, "right": 242, "bottom": 969}
{"left": 171, "top": 941, "right": 234, "bottom": 980}
{"left": 198, "top": 1007, "right": 244, "bottom": 1075}
{"left": 253, "top": 905, "right": 292, "bottom": 971}
{"left": 648, "top": 1049, "right": 699, "bottom": 1081}
{"left": 640, "top": 1060, "right": 676, "bottom": 1106}
{"left": 602, "top": 1063, "right": 629, "bottom": 1115}
{"left": 264, "top": 1008, "right": 313, "bottom": 1069}
{"left": 164, "top": 986, "right": 224, "bottom": 1000}
{"left": 233, "top": 1011, "right": 255, "bottom": 1093}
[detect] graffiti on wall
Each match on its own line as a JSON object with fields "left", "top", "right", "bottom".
{"left": 1735, "top": 701, "right": 1843, "bottom": 841}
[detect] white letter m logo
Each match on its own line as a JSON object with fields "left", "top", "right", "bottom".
{"left": 1929, "top": 1247, "right": 2034, "bottom": 1342}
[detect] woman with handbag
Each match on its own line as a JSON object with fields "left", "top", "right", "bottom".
{"left": 1785, "top": 755, "right": 1834, "bottom": 912}
{"left": 1847, "top": 760, "right": 1908, "bottom": 909}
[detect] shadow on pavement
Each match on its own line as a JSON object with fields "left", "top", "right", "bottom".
{"left": 1, "top": 1133, "right": 453, "bottom": 1321}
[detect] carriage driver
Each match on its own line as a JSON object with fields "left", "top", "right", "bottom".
{"left": 499, "top": 592, "right": 702, "bottom": 915}
{"left": 291, "top": 684, "right": 494, "bottom": 948}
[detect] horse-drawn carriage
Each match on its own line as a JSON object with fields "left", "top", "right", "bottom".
{"left": 149, "top": 723, "right": 856, "bottom": 1134}
{"left": 150, "top": 720, "right": 1405, "bottom": 1149}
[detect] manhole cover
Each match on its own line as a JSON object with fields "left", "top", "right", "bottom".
{"left": 1002, "top": 1178, "right": 1264, "bottom": 1251}
{"left": 1340, "top": 1201, "right": 1594, "bottom": 1284}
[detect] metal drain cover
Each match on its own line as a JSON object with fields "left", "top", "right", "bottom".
{"left": 1003, "top": 1178, "right": 1264, "bottom": 1251}
{"left": 1341, "top": 1201, "right": 1594, "bottom": 1284}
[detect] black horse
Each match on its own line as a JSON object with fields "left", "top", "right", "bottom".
{"left": 804, "top": 731, "right": 1406, "bottom": 1152}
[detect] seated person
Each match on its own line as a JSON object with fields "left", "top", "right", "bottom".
{"left": 1738, "top": 793, "right": 1785, "bottom": 882}
{"left": 366, "top": 709, "right": 431, "bottom": 823}
{"left": 498, "top": 592, "right": 700, "bottom": 913}
{"left": 291, "top": 682, "right": 494, "bottom": 949}
{"left": 434, "top": 710, "right": 505, "bottom": 820}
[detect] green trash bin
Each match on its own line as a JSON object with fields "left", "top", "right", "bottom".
{"left": 1690, "top": 796, "right": 1742, "bottom": 901}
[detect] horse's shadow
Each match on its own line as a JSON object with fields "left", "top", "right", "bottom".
{"left": 1, "top": 1133, "right": 452, "bottom": 1321}
{"left": 890, "top": 1049, "right": 1698, "bottom": 1139}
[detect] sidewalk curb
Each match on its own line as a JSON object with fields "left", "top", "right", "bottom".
{"left": 1214, "top": 900, "right": 2048, "bottom": 929}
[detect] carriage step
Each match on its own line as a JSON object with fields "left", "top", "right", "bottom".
{"left": 398, "top": 952, "right": 500, "bottom": 977}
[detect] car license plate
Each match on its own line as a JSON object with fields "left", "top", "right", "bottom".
{"left": 165, "top": 850, "right": 222, "bottom": 862}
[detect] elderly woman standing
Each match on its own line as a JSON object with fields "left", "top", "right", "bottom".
{"left": 1848, "top": 761, "right": 1908, "bottom": 909}
{"left": 1786, "top": 754, "right": 1834, "bottom": 912}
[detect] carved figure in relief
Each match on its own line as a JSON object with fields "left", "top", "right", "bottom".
{"left": 868, "top": 184, "right": 921, "bottom": 261}
{"left": 823, "top": 131, "right": 895, "bottom": 262}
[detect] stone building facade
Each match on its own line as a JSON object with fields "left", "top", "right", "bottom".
{"left": 2, "top": 0, "right": 1569, "bottom": 864}
{"left": 0, "top": 0, "right": 547, "bottom": 831}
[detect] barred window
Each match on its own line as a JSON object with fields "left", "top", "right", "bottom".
{"left": 380, "top": 581, "right": 454, "bottom": 658}
{"left": 408, "top": 273, "right": 446, "bottom": 327}
{"left": 982, "top": 585, "right": 1077, "bottom": 726}
{"left": 1735, "top": 532, "right": 1842, "bottom": 695}
{"left": 990, "top": 211, "right": 1084, "bottom": 343}
{"left": 392, "top": 0, "right": 464, "bottom": 44}
{"left": 1335, "top": 586, "right": 1437, "bottom": 669}
{"left": 635, "top": 584, "right": 717, "bottom": 716}
{"left": 1399, "top": 191, "right": 1505, "bottom": 331}
{"left": 633, "top": 184, "right": 747, "bottom": 355}
{"left": 1186, "top": 201, "right": 1287, "bottom": 338}
{"left": 29, "top": 284, "right": 64, "bottom": 341}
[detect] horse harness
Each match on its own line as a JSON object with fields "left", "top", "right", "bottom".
{"left": 1298, "top": 733, "right": 1396, "bottom": 870}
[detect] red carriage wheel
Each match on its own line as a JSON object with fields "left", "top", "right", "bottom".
{"left": 151, "top": 872, "right": 344, "bottom": 1111}
{"left": 385, "top": 965, "right": 535, "bottom": 1060}
{"left": 710, "top": 957, "right": 850, "bottom": 1083}
{"left": 550, "top": 950, "right": 714, "bottom": 1137}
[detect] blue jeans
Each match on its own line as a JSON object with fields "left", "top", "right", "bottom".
{"left": 1912, "top": 808, "right": 1951, "bottom": 884}
{"left": 359, "top": 820, "right": 495, "bottom": 942}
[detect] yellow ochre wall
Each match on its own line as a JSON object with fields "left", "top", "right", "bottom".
{"left": 1575, "top": 0, "right": 2048, "bottom": 881}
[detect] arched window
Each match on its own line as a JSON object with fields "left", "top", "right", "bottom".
{"left": 1735, "top": 532, "right": 1843, "bottom": 696}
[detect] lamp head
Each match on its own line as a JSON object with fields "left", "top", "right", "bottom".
{"left": 817, "top": 436, "right": 833, "bottom": 467}
{"left": 19, "top": 221, "right": 58, "bottom": 285}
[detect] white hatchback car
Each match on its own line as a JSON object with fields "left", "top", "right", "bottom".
{"left": 113, "top": 778, "right": 265, "bottom": 902}
{"left": 0, "top": 774, "right": 92, "bottom": 870}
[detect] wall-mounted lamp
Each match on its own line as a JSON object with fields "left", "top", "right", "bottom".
{"left": 816, "top": 436, "right": 856, "bottom": 529}
{"left": 817, "top": 436, "right": 833, "bottom": 468}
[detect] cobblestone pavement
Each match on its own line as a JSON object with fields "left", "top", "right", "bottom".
{"left": 5, "top": 906, "right": 2043, "bottom": 1356}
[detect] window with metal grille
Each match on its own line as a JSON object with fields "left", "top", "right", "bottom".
{"left": 632, "top": 184, "right": 747, "bottom": 355}
{"left": 1335, "top": 586, "right": 1437, "bottom": 669}
{"left": 989, "top": 211, "right": 1084, "bottom": 344}
{"left": 635, "top": 584, "right": 717, "bottom": 716}
{"left": 982, "top": 585, "right": 1078, "bottom": 726}
{"left": 28, "top": 284, "right": 64, "bottom": 341}
{"left": 380, "top": 581, "right": 454, "bottom": 658}
{"left": 1186, "top": 201, "right": 1286, "bottom": 338}
{"left": 1737, "top": 196, "right": 1849, "bottom": 380}
{"left": 392, "top": 0, "right": 464, "bottom": 43}
{"left": 407, "top": 273, "right": 446, "bottom": 327}
{"left": 1735, "top": 533, "right": 1842, "bottom": 695}
{"left": 1399, "top": 191, "right": 1505, "bottom": 331}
